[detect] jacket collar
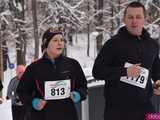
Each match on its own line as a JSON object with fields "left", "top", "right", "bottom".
{"left": 42, "top": 52, "right": 63, "bottom": 63}
{"left": 118, "top": 26, "right": 150, "bottom": 39}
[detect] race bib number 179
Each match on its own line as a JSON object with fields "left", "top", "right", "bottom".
{"left": 45, "top": 80, "right": 71, "bottom": 100}
{"left": 120, "top": 62, "right": 149, "bottom": 89}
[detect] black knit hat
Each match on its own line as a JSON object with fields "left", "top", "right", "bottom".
{"left": 41, "top": 27, "right": 64, "bottom": 52}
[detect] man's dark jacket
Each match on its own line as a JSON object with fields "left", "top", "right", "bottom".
{"left": 92, "top": 26, "right": 160, "bottom": 111}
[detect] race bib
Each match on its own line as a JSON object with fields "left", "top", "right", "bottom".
{"left": 120, "top": 62, "right": 149, "bottom": 89}
{"left": 44, "top": 79, "right": 71, "bottom": 100}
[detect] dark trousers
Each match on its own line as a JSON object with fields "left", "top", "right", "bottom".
{"left": 12, "top": 105, "right": 26, "bottom": 120}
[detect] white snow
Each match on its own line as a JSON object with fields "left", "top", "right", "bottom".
{"left": 0, "top": 69, "right": 15, "bottom": 120}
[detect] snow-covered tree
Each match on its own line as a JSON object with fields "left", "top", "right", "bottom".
{"left": 0, "top": 0, "right": 160, "bottom": 64}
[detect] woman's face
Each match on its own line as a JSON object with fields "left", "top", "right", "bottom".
{"left": 46, "top": 34, "right": 65, "bottom": 59}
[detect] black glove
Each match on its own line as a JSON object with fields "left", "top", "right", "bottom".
{"left": 15, "top": 98, "right": 20, "bottom": 103}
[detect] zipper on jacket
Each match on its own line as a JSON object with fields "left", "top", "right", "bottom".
{"left": 137, "top": 36, "right": 143, "bottom": 63}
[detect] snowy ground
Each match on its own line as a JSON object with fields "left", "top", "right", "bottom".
{"left": 0, "top": 33, "right": 98, "bottom": 120}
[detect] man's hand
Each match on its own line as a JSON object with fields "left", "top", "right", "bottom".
{"left": 127, "top": 64, "right": 141, "bottom": 78}
{"left": 153, "top": 80, "right": 160, "bottom": 95}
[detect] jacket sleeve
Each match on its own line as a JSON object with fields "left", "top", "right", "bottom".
{"left": 17, "top": 65, "right": 35, "bottom": 106}
{"left": 92, "top": 39, "right": 127, "bottom": 81}
{"left": 0, "top": 80, "right": 3, "bottom": 92}
{"left": 151, "top": 55, "right": 160, "bottom": 81}
{"left": 72, "top": 60, "right": 88, "bottom": 101}
{"left": 6, "top": 77, "right": 16, "bottom": 99}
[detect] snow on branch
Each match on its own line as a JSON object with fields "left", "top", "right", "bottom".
{"left": 144, "top": 0, "right": 153, "bottom": 9}
{"left": 13, "top": 0, "right": 23, "bottom": 12}
{"left": 39, "top": 14, "right": 54, "bottom": 30}
{"left": 150, "top": 2, "right": 160, "bottom": 11}
{"left": 72, "top": 0, "right": 84, "bottom": 9}
{"left": 55, "top": 0, "right": 83, "bottom": 25}
{"left": 0, "top": 10, "right": 11, "bottom": 16}
{"left": 14, "top": 18, "right": 27, "bottom": 24}
{"left": 61, "top": 16, "right": 81, "bottom": 27}
{"left": 147, "top": 17, "right": 160, "bottom": 27}
{"left": 89, "top": 9, "right": 110, "bottom": 22}
{"left": 1, "top": 15, "right": 9, "bottom": 25}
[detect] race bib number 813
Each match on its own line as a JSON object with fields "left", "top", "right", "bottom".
{"left": 45, "top": 80, "right": 71, "bottom": 100}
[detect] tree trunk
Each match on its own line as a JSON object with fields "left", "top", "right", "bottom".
{"left": 17, "top": 0, "right": 26, "bottom": 65}
{"left": 95, "top": 0, "right": 103, "bottom": 53}
{"left": 32, "top": 0, "right": 39, "bottom": 59}
{"left": 111, "top": 4, "right": 114, "bottom": 35}
{"left": 87, "top": 23, "right": 90, "bottom": 57}
{"left": 0, "top": 20, "right": 4, "bottom": 97}
{"left": 96, "top": 32, "right": 103, "bottom": 53}
{"left": 87, "top": 0, "right": 90, "bottom": 57}
{"left": 9, "top": 0, "right": 26, "bottom": 65}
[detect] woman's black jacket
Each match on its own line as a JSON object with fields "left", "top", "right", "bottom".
{"left": 17, "top": 55, "right": 87, "bottom": 120}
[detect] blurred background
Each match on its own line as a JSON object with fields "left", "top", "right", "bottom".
{"left": 0, "top": 0, "right": 160, "bottom": 120}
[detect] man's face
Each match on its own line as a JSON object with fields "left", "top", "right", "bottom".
{"left": 123, "top": 7, "right": 145, "bottom": 36}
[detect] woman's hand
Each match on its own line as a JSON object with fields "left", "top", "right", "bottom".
{"left": 32, "top": 98, "right": 47, "bottom": 111}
